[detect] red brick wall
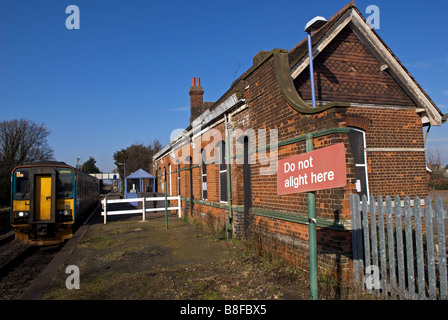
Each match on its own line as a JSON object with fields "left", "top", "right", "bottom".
{"left": 241, "top": 52, "right": 356, "bottom": 217}
{"left": 294, "top": 26, "right": 416, "bottom": 107}
{"left": 234, "top": 30, "right": 425, "bottom": 279}
{"left": 346, "top": 107, "right": 427, "bottom": 198}
{"left": 239, "top": 53, "right": 355, "bottom": 279}
{"left": 153, "top": 25, "right": 428, "bottom": 282}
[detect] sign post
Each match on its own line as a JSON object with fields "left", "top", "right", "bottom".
{"left": 277, "top": 141, "right": 347, "bottom": 300}
{"left": 306, "top": 134, "right": 318, "bottom": 300}
{"left": 164, "top": 169, "right": 168, "bottom": 229}
{"left": 164, "top": 180, "right": 168, "bottom": 229}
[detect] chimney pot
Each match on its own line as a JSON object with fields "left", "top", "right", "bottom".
{"left": 189, "top": 76, "right": 204, "bottom": 124}
{"left": 192, "top": 77, "right": 196, "bottom": 86}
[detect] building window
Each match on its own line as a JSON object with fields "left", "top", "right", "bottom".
{"left": 177, "top": 163, "right": 181, "bottom": 196}
{"left": 157, "top": 167, "right": 161, "bottom": 192}
{"left": 162, "top": 168, "right": 166, "bottom": 192}
{"left": 219, "top": 141, "right": 227, "bottom": 202}
{"left": 201, "top": 149, "right": 207, "bottom": 200}
{"left": 348, "top": 128, "right": 369, "bottom": 199}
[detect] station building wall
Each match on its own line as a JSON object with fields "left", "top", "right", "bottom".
{"left": 152, "top": 3, "right": 441, "bottom": 282}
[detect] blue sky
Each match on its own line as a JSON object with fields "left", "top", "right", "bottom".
{"left": 1, "top": 0, "right": 447, "bottom": 172}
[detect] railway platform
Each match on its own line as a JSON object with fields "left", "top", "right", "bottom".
{"left": 20, "top": 205, "right": 248, "bottom": 300}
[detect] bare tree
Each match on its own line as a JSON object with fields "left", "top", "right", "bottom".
{"left": 426, "top": 146, "right": 448, "bottom": 198}
{"left": 0, "top": 119, "right": 54, "bottom": 205}
{"left": 0, "top": 119, "right": 54, "bottom": 165}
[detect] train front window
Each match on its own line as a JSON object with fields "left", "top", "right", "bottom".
{"left": 14, "top": 169, "right": 30, "bottom": 199}
{"left": 57, "top": 169, "right": 74, "bottom": 198}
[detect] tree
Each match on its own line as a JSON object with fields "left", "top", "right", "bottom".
{"left": 0, "top": 119, "right": 54, "bottom": 205}
{"left": 426, "top": 146, "right": 448, "bottom": 195}
{"left": 0, "top": 119, "right": 54, "bottom": 165}
{"left": 81, "top": 156, "right": 101, "bottom": 173}
{"left": 113, "top": 140, "right": 162, "bottom": 193}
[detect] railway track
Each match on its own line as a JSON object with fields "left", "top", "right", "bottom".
{"left": 0, "top": 203, "right": 102, "bottom": 300}
{"left": 0, "top": 233, "right": 64, "bottom": 299}
{"left": 0, "top": 201, "right": 104, "bottom": 299}
{"left": 0, "top": 234, "right": 33, "bottom": 276}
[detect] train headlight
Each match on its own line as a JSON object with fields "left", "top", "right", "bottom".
{"left": 58, "top": 209, "right": 72, "bottom": 220}
{"left": 14, "top": 211, "right": 29, "bottom": 218}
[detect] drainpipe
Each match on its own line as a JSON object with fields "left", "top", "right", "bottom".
{"left": 424, "top": 124, "right": 431, "bottom": 145}
{"left": 189, "top": 158, "right": 193, "bottom": 217}
{"left": 224, "top": 114, "right": 233, "bottom": 239}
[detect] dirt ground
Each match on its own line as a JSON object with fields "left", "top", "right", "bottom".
{"left": 14, "top": 191, "right": 448, "bottom": 301}
{"left": 41, "top": 212, "right": 356, "bottom": 300}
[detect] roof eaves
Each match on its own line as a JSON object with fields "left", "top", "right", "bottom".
{"left": 288, "top": 1, "right": 443, "bottom": 125}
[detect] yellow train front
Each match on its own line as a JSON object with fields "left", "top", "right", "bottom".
{"left": 10, "top": 161, "right": 100, "bottom": 245}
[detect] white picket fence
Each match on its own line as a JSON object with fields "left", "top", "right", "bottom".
{"left": 101, "top": 195, "right": 181, "bottom": 224}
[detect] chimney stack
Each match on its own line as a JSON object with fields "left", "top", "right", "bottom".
{"left": 189, "top": 77, "right": 204, "bottom": 123}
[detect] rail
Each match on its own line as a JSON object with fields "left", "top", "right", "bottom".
{"left": 101, "top": 195, "right": 181, "bottom": 224}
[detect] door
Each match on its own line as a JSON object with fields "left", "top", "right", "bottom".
{"left": 243, "top": 136, "right": 252, "bottom": 214}
{"left": 35, "top": 175, "right": 52, "bottom": 221}
{"left": 169, "top": 164, "right": 172, "bottom": 196}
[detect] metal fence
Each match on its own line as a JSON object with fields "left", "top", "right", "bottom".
{"left": 350, "top": 194, "right": 447, "bottom": 300}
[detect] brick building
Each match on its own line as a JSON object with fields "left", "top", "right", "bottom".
{"left": 152, "top": 2, "right": 446, "bottom": 281}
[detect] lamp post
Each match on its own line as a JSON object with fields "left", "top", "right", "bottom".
{"left": 305, "top": 16, "right": 327, "bottom": 109}
{"left": 304, "top": 16, "right": 327, "bottom": 301}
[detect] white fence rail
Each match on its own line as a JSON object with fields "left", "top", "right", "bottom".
{"left": 101, "top": 195, "right": 181, "bottom": 224}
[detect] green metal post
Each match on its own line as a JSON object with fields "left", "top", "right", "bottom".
{"left": 164, "top": 180, "right": 168, "bottom": 229}
{"left": 225, "top": 115, "right": 233, "bottom": 240}
{"left": 306, "top": 133, "right": 318, "bottom": 300}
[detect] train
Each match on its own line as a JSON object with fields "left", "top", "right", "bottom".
{"left": 10, "top": 161, "right": 100, "bottom": 245}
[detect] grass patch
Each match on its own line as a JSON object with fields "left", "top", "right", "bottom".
{"left": 78, "top": 236, "right": 124, "bottom": 250}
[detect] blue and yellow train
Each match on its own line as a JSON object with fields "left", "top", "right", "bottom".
{"left": 10, "top": 161, "right": 100, "bottom": 245}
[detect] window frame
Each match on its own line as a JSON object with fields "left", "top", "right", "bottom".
{"left": 348, "top": 127, "right": 370, "bottom": 201}
{"left": 177, "top": 163, "right": 181, "bottom": 196}
{"left": 201, "top": 149, "right": 207, "bottom": 201}
{"left": 219, "top": 141, "right": 228, "bottom": 203}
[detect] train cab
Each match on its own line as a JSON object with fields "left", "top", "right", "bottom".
{"left": 11, "top": 161, "right": 99, "bottom": 245}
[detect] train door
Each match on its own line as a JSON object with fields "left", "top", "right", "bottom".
{"left": 35, "top": 175, "right": 52, "bottom": 221}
